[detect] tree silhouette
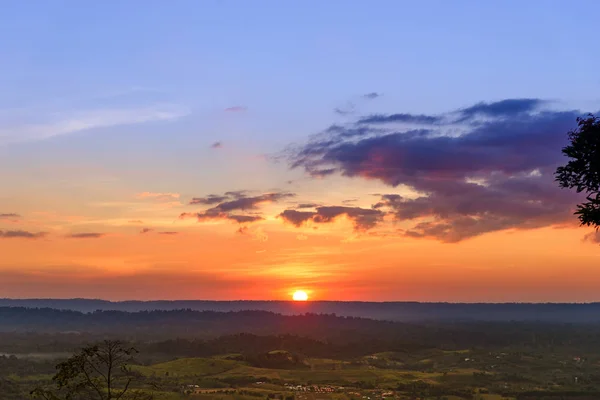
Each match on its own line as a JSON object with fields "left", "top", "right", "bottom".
{"left": 31, "top": 340, "right": 154, "bottom": 400}
{"left": 555, "top": 114, "right": 600, "bottom": 228}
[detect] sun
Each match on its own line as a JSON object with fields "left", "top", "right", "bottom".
{"left": 292, "top": 290, "right": 308, "bottom": 301}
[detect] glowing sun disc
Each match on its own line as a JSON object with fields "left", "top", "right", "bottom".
{"left": 292, "top": 290, "right": 308, "bottom": 301}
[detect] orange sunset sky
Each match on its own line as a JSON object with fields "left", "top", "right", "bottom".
{"left": 1, "top": 1, "right": 600, "bottom": 302}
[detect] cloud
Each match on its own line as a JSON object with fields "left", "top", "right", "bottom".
{"left": 189, "top": 195, "right": 230, "bottom": 205}
{"left": 289, "top": 99, "right": 590, "bottom": 242}
{"left": 583, "top": 231, "right": 600, "bottom": 244}
{"left": 180, "top": 211, "right": 263, "bottom": 224}
{"left": 310, "top": 168, "right": 338, "bottom": 177}
{"left": 66, "top": 233, "right": 106, "bottom": 239}
{"left": 137, "top": 192, "right": 180, "bottom": 201}
{"left": 0, "top": 230, "right": 47, "bottom": 239}
{"left": 0, "top": 213, "right": 23, "bottom": 223}
{"left": 334, "top": 103, "right": 356, "bottom": 116}
{"left": 158, "top": 231, "right": 178, "bottom": 235}
{"left": 183, "top": 191, "right": 294, "bottom": 225}
{"left": 206, "top": 192, "right": 295, "bottom": 213}
{"left": 140, "top": 228, "right": 154, "bottom": 234}
{"left": 237, "top": 226, "right": 268, "bottom": 242}
{"left": 279, "top": 206, "right": 384, "bottom": 231}
{"left": 224, "top": 106, "right": 247, "bottom": 112}
{"left": 211, "top": 141, "right": 223, "bottom": 149}
{"left": 0, "top": 213, "right": 21, "bottom": 219}
{"left": 363, "top": 92, "right": 381, "bottom": 100}
{"left": 0, "top": 105, "right": 188, "bottom": 145}
{"left": 129, "top": 220, "right": 144, "bottom": 224}
{"left": 455, "top": 98, "right": 545, "bottom": 122}
{"left": 296, "top": 203, "right": 319, "bottom": 209}
{"left": 358, "top": 113, "right": 442, "bottom": 125}
{"left": 356, "top": 99, "right": 546, "bottom": 126}
{"left": 296, "top": 234, "right": 308, "bottom": 241}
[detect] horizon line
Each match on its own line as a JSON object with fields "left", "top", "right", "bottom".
{"left": 3, "top": 298, "right": 600, "bottom": 305}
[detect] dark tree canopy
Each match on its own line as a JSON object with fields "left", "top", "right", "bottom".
{"left": 555, "top": 114, "right": 600, "bottom": 228}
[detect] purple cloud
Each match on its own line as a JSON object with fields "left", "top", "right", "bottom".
{"left": 288, "top": 99, "right": 592, "bottom": 241}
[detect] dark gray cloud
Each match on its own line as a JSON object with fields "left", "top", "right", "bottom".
{"left": 0, "top": 230, "right": 46, "bottom": 239}
{"left": 289, "top": 98, "right": 591, "bottom": 242}
{"left": 210, "top": 141, "right": 223, "bottom": 149}
{"left": 0, "top": 213, "right": 21, "bottom": 219}
{"left": 279, "top": 206, "right": 384, "bottom": 231}
{"left": 66, "top": 233, "right": 105, "bottom": 239}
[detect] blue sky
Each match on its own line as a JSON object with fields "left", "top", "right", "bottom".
{"left": 3, "top": 0, "right": 599, "bottom": 114}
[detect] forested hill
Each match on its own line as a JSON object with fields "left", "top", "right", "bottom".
{"left": 3, "top": 307, "right": 600, "bottom": 350}
{"left": 2, "top": 299, "right": 600, "bottom": 322}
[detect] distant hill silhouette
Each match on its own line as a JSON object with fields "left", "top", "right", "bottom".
{"left": 2, "top": 298, "right": 600, "bottom": 323}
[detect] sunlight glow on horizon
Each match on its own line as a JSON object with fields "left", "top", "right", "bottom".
{"left": 292, "top": 290, "right": 309, "bottom": 301}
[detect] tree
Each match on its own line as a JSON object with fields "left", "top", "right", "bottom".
{"left": 31, "top": 340, "right": 154, "bottom": 400}
{"left": 555, "top": 114, "right": 600, "bottom": 228}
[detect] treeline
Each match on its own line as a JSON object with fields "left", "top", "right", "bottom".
{"left": 3, "top": 307, "right": 600, "bottom": 351}
{"left": 5, "top": 299, "right": 600, "bottom": 323}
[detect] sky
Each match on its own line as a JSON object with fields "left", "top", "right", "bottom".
{"left": 1, "top": 0, "right": 600, "bottom": 302}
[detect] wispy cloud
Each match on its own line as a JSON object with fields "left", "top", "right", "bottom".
{"left": 0, "top": 230, "right": 47, "bottom": 239}
{"left": 224, "top": 106, "right": 247, "bottom": 112}
{"left": 363, "top": 92, "right": 381, "bottom": 99}
{"left": 66, "top": 232, "right": 106, "bottom": 239}
{"left": 136, "top": 192, "right": 181, "bottom": 201}
{"left": 583, "top": 231, "right": 600, "bottom": 244}
{"left": 0, "top": 213, "right": 21, "bottom": 219}
{"left": 0, "top": 105, "right": 189, "bottom": 145}
{"left": 180, "top": 212, "right": 263, "bottom": 224}
{"left": 237, "top": 226, "right": 268, "bottom": 241}
{"left": 211, "top": 141, "right": 223, "bottom": 149}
